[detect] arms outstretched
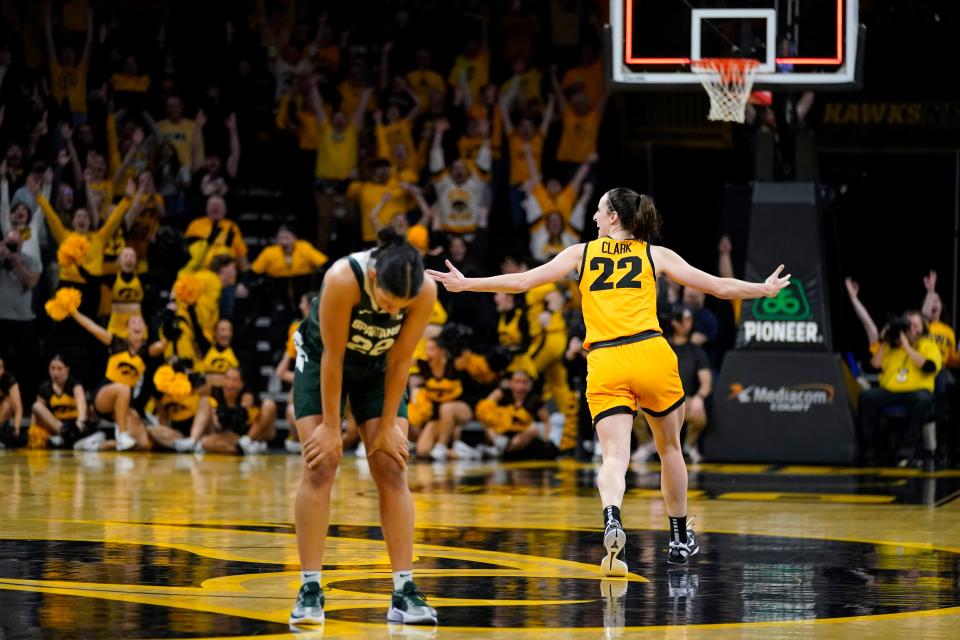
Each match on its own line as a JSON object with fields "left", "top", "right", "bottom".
{"left": 428, "top": 244, "right": 584, "bottom": 294}
{"left": 428, "top": 242, "right": 790, "bottom": 301}
{"left": 652, "top": 245, "right": 789, "bottom": 300}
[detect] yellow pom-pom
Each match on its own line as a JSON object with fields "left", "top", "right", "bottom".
{"left": 44, "top": 287, "right": 83, "bottom": 321}
{"left": 44, "top": 299, "right": 67, "bottom": 322}
{"left": 408, "top": 392, "right": 434, "bottom": 428}
{"left": 58, "top": 287, "right": 82, "bottom": 312}
{"left": 169, "top": 373, "right": 193, "bottom": 399}
{"left": 173, "top": 274, "right": 202, "bottom": 305}
{"left": 27, "top": 424, "right": 51, "bottom": 449}
{"left": 153, "top": 365, "right": 176, "bottom": 392}
{"left": 461, "top": 352, "right": 498, "bottom": 384}
{"left": 57, "top": 234, "right": 91, "bottom": 268}
{"left": 154, "top": 365, "right": 193, "bottom": 399}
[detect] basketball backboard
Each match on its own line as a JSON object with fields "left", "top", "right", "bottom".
{"left": 607, "top": 0, "right": 863, "bottom": 89}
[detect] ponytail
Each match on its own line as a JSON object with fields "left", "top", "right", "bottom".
{"left": 372, "top": 228, "right": 425, "bottom": 300}
{"left": 374, "top": 227, "right": 407, "bottom": 251}
{"left": 635, "top": 194, "right": 662, "bottom": 242}
{"left": 605, "top": 187, "right": 662, "bottom": 241}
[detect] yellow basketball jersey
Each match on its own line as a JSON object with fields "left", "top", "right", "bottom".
{"left": 578, "top": 238, "right": 660, "bottom": 349}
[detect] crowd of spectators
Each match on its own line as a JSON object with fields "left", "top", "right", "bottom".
{"left": 844, "top": 272, "right": 957, "bottom": 470}
{"left": 0, "top": 0, "right": 623, "bottom": 459}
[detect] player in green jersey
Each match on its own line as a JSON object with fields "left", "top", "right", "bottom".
{"left": 289, "top": 229, "right": 438, "bottom": 626}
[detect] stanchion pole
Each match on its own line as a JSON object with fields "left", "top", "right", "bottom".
{"left": 953, "top": 149, "right": 959, "bottom": 328}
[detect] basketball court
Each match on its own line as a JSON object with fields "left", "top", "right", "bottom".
{"left": 2, "top": 453, "right": 959, "bottom": 638}
{"left": 2, "top": 1, "right": 958, "bottom": 638}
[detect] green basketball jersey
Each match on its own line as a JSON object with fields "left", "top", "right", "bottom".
{"left": 296, "top": 249, "right": 406, "bottom": 371}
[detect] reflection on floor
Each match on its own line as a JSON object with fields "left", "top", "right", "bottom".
{"left": 1, "top": 451, "right": 958, "bottom": 639}
{"left": 410, "top": 460, "right": 960, "bottom": 506}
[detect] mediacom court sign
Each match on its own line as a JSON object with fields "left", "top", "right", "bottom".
{"left": 728, "top": 383, "right": 835, "bottom": 413}
{"left": 706, "top": 351, "right": 856, "bottom": 464}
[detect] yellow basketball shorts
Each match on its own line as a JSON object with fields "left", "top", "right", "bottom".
{"left": 585, "top": 335, "right": 685, "bottom": 425}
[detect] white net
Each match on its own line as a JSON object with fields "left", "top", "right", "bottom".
{"left": 690, "top": 59, "right": 760, "bottom": 123}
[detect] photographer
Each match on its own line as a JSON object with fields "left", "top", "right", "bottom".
{"left": 859, "top": 311, "right": 941, "bottom": 467}
{"left": 0, "top": 229, "right": 41, "bottom": 412}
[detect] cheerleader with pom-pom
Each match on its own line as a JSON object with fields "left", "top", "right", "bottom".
{"left": 36, "top": 176, "right": 141, "bottom": 315}
{"left": 48, "top": 288, "right": 168, "bottom": 451}
{"left": 146, "top": 362, "right": 213, "bottom": 452}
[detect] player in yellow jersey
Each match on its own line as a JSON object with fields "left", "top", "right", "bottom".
{"left": 428, "top": 187, "right": 790, "bottom": 568}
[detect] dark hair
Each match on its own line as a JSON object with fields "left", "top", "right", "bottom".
{"left": 671, "top": 306, "right": 694, "bottom": 324}
{"left": 883, "top": 310, "right": 928, "bottom": 347}
{"left": 49, "top": 354, "right": 69, "bottom": 367}
{"left": 438, "top": 322, "right": 474, "bottom": 355}
{"left": 371, "top": 228, "right": 425, "bottom": 299}
{"left": 171, "top": 357, "right": 194, "bottom": 373}
{"left": 209, "top": 254, "right": 236, "bottom": 274}
{"left": 605, "top": 187, "right": 662, "bottom": 242}
{"left": 371, "top": 158, "right": 392, "bottom": 172}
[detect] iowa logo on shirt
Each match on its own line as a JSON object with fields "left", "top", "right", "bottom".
{"left": 206, "top": 358, "right": 231, "bottom": 373}
{"left": 116, "top": 362, "right": 140, "bottom": 378}
{"left": 115, "top": 288, "right": 141, "bottom": 302}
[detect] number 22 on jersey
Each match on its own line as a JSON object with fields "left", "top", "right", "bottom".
{"left": 588, "top": 255, "right": 643, "bottom": 291}
{"left": 578, "top": 239, "right": 661, "bottom": 348}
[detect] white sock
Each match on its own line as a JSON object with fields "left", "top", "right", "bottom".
{"left": 301, "top": 570, "right": 321, "bottom": 586}
{"left": 392, "top": 570, "right": 413, "bottom": 591}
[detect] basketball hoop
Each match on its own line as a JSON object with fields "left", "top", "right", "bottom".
{"left": 690, "top": 58, "right": 760, "bottom": 123}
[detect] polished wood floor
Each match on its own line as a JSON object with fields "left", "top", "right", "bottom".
{"left": 1, "top": 450, "right": 959, "bottom": 639}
